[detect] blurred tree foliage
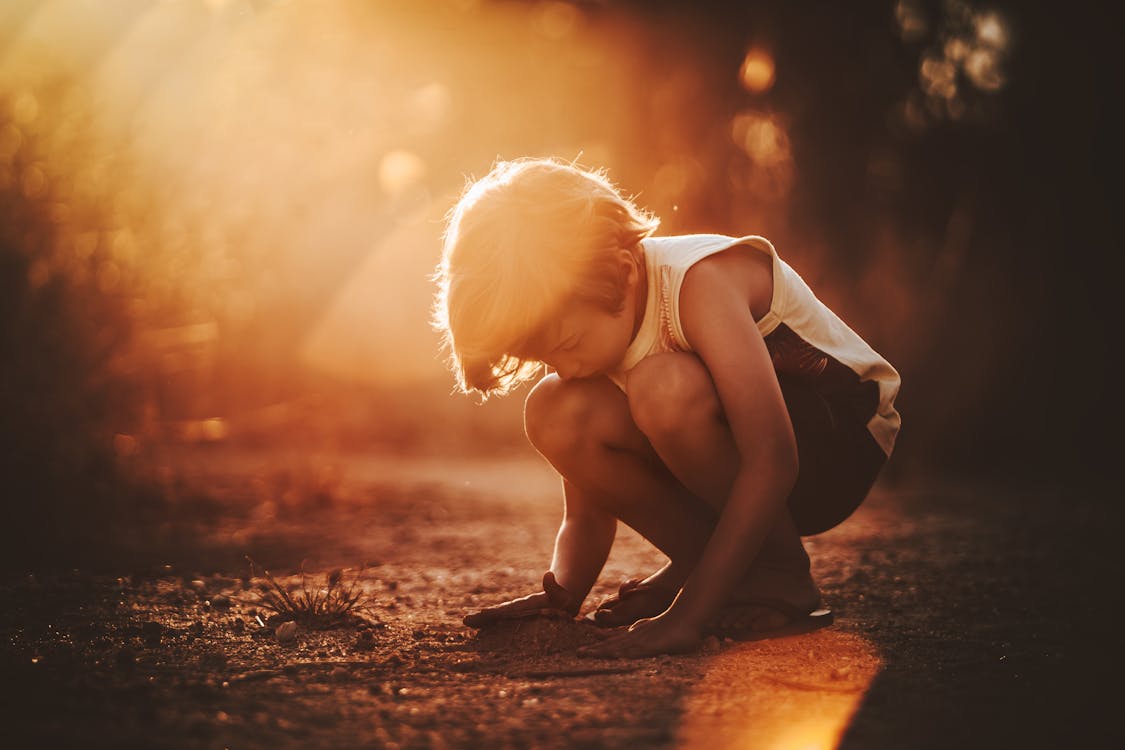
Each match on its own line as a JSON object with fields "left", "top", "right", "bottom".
{"left": 0, "top": 102, "right": 150, "bottom": 568}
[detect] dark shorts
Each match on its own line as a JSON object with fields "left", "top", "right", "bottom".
{"left": 778, "top": 374, "right": 888, "bottom": 536}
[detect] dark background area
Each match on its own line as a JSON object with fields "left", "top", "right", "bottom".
{"left": 633, "top": 0, "right": 1120, "bottom": 479}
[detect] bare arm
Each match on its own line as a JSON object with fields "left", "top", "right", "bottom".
{"left": 465, "top": 478, "right": 615, "bottom": 626}
{"left": 665, "top": 257, "right": 798, "bottom": 630}
{"left": 550, "top": 479, "right": 618, "bottom": 604}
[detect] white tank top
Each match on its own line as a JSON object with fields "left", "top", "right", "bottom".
{"left": 609, "top": 234, "right": 901, "bottom": 456}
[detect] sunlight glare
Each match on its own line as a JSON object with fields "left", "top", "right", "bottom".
{"left": 920, "top": 55, "right": 957, "bottom": 100}
{"left": 731, "top": 111, "right": 790, "bottom": 167}
{"left": 894, "top": 0, "right": 928, "bottom": 42}
{"left": 0, "top": 0, "right": 764, "bottom": 436}
{"left": 677, "top": 632, "right": 882, "bottom": 750}
{"left": 379, "top": 149, "right": 427, "bottom": 197}
{"left": 964, "top": 47, "right": 1004, "bottom": 91}
{"left": 899, "top": 2, "right": 1010, "bottom": 126}
{"left": 729, "top": 110, "right": 794, "bottom": 202}
{"left": 944, "top": 37, "right": 969, "bottom": 63}
{"left": 975, "top": 12, "right": 1007, "bottom": 49}
{"left": 739, "top": 48, "right": 776, "bottom": 94}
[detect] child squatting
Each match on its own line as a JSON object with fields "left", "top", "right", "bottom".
{"left": 432, "top": 157, "right": 900, "bottom": 658}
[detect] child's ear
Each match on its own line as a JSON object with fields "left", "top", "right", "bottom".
{"left": 618, "top": 247, "right": 639, "bottom": 285}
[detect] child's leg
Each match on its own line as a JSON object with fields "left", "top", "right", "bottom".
{"left": 625, "top": 353, "right": 821, "bottom": 621}
{"left": 523, "top": 370, "right": 816, "bottom": 628}
{"left": 525, "top": 373, "right": 732, "bottom": 626}
{"left": 524, "top": 373, "right": 716, "bottom": 586}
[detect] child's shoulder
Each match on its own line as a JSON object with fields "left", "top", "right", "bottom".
{"left": 644, "top": 233, "right": 742, "bottom": 252}
{"left": 645, "top": 233, "right": 776, "bottom": 273}
{"left": 645, "top": 233, "right": 775, "bottom": 255}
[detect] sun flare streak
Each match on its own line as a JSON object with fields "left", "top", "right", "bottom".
{"left": 677, "top": 631, "right": 882, "bottom": 750}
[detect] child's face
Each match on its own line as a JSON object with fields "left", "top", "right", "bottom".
{"left": 532, "top": 300, "right": 638, "bottom": 381}
{"left": 517, "top": 248, "right": 645, "bottom": 381}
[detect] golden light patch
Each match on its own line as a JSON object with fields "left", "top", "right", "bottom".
{"left": 677, "top": 630, "right": 882, "bottom": 750}
{"left": 739, "top": 48, "right": 776, "bottom": 94}
{"left": 379, "top": 149, "right": 427, "bottom": 197}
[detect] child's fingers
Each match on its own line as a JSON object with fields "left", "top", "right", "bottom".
{"left": 463, "top": 601, "right": 525, "bottom": 627}
{"left": 463, "top": 610, "right": 496, "bottom": 628}
{"left": 464, "top": 609, "right": 561, "bottom": 628}
{"left": 470, "top": 605, "right": 526, "bottom": 625}
{"left": 463, "top": 597, "right": 569, "bottom": 628}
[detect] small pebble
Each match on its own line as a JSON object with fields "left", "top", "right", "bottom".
{"left": 276, "top": 621, "right": 298, "bottom": 644}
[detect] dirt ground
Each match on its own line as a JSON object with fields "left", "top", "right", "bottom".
{"left": 1, "top": 446, "right": 1120, "bottom": 749}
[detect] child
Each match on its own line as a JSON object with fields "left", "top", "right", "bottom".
{"left": 432, "top": 157, "right": 900, "bottom": 658}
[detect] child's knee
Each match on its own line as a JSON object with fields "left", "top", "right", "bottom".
{"left": 626, "top": 352, "right": 721, "bottom": 440}
{"left": 524, "top": 374, "right": 623, "bottom": 459}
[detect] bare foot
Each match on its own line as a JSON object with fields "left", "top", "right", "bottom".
{"left": 594, "top": 558, "right": 823, "bottom": 632}
{"left": 714, "top": 564, "right": 823, "bottom": 634}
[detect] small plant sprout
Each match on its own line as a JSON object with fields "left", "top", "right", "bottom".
{"left": 246, "top": 557, "right": 371, "bottom": 629}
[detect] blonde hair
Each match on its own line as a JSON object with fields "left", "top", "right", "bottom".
{"left": 432, "top": 157, "right": 659, "bottom": 397}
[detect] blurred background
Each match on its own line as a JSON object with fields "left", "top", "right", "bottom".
{"left": 0, "top": 0, "right": 1117, "bottom": 566}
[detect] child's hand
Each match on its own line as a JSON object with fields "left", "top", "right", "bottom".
{"left": 577, "top": 612, "right": 701, "bottom": 658}
{"left": 463, "top": 571, "right": 581, "bottom": 628}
